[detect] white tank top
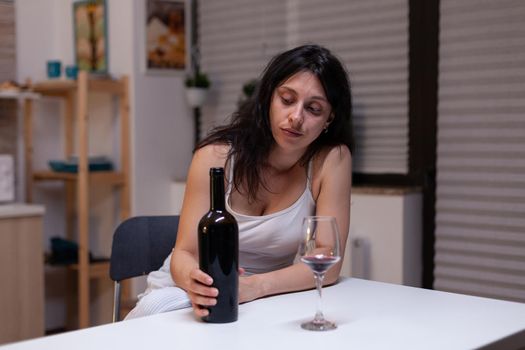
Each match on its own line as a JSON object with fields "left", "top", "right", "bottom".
{"left": 225, "top": 157, "right": 316, "bottom": 275}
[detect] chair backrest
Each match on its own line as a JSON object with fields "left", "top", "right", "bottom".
{"left": 110, "top": 215, "right": 179, "bottom": 283}
{"left": 110, "top": 215, "right": 179, "bottom": 321}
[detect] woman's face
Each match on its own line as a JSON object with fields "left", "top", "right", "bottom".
{"left": 269, "top": 70, "right": 333, "bottom": 153}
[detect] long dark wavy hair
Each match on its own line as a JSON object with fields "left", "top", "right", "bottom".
{"left": 197, "top": 44, "right": 354, "bottom": 202}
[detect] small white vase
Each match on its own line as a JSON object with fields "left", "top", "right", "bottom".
{"left": 185, "top": 87, "right": 209, "bottom": 108}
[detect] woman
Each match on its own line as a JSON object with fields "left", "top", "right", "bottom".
{"left": 126, "top": 44, "right": 353, "bottom": 319}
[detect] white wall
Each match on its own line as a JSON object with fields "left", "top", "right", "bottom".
{"left": 131, "top": 0, "right": 193, "bottom": 216}
{"left": 16, "top": 0, "right": 193, "bottom": 329}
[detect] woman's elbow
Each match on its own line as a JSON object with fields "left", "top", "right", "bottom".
{"left": 324, "top": 266, "right": 342, "bottom": 285}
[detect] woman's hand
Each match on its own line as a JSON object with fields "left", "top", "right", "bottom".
{"left": 186, "top": 268, "right": 218, "bottom": 318}
{"left": 188, "top": 266, "right": 262, "bottom": 316}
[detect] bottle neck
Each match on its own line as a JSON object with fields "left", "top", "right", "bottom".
{"left": 210, "top": 172, "right": 226, "bottom": 211}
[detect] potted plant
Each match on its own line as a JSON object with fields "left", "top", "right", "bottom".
{"left": 185, "top": 72, "right": 211, "bottom": 108}
{"left": 237, "top": 78, "right": 258, "bottom": 108}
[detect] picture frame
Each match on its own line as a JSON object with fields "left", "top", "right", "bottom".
{"left": 73, "top": 0, "right": 109, "bottom": 75}
{"left": 144, "top": 0, "right": 191, "bottom": 75}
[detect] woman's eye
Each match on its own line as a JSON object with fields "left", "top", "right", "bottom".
{"left": 307, "top": 105, "right": 323, "bottom": 115}
{"left": 281, "top": 96, "right": 293, "bottom": 105}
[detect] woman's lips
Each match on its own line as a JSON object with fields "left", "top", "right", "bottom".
{"left": 282, "top": 128, "right": 303, "bottom": 137}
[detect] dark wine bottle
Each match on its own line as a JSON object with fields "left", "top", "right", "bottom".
{"left": 198, "top": 167, "right": 239, "bottom": 323}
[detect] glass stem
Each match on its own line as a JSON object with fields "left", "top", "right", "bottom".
{"left": 313, "top": 272, "right": 325, "bottom": 323}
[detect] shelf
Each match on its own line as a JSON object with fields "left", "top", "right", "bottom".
{"left": 88, "top": 79, "right": 124, "bottom": 94}
{"left": 32, "top": 77, "right": 124, "bottom": 96}
{"left": 67, "top": 261, "right": 110, "bottom": 280}
{"left": 45, "top": 261, "right": 110, "bottom": 280}
{"left": 32, "top": 170, "right": 125, "bottom": 185}
{"left": 32, "top": 79, "right": 75, "bottom": 93}
{"left": 0, "top": 90, "right": 40, "bottom": 100}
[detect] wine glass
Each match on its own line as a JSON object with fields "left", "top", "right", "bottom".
{"left": 298, "top": 216, "right": 341, "bottom": 331}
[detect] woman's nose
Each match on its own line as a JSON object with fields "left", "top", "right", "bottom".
{"left": 288, "top": 104, "right": 304, "bottom": 126}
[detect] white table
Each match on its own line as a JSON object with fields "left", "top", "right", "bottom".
{"left": 2, "top": 278, "right": 525, "bottom": 350}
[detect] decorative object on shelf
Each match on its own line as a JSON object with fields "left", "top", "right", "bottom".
{"left": 46, "top": 60, "right": 62, "bottom": 79}
{"left": 0, "top": 80, "right": 22, "bottom": 92}
{"left": 48, "top": 237, "right": 92, "bottom": 265}
{"left": 185, "top": 71, "right": 210, "bottom": 148}
{"left": 242, "top": 78, "right": 258, "bottom": 98}
{"left": 47, "top": 237, "right": 108, "bottom": 265}
{"left": 184, "top": 71, "right": 210, "bottom": 107}
{"left": 0, "top": 79, "right": 36, "bottom": 98}
{"left": 237, "top": 78, "right": 258, "bottom": 108}
{"left": 65, "top": 65, "right": 79, "bottom": 80}
{"left": 145, "top": 0, "right": 190, "bottom": 74}
{"left": 48, "top": 155, "right": 113, "bottom": 173}
{"left": 73, "top": 0, "right": 108, "bottom": 75}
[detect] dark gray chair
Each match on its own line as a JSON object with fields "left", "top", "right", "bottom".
{"left": 109, "top": 215, "right": 179, "bottom": 322}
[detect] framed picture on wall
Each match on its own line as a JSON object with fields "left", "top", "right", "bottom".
{"left": 73, "top": 0, "right": 108, "bottom": 75}
{"left": 144, "top": 0, "right": 191, "bottom": 74}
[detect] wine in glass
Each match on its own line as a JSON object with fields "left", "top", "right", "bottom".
{"left": 298, "top": 216, "right": 341, "bottom": 331}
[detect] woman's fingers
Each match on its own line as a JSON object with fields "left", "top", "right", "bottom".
{"left": 188, "top": 268, "right": 218, "bottom": 296}
{"left": 188, "top": 291, "right": 217, "bottom": 306}
{"left": 190, "top": 268, "right": 213, "bottom": 285}
{"left": 189, "top": 279, "right": 218, "bottom": 297}
{"left": 187, "top": 268, "right": 218, "bottom": 316}
{"left": 189, "top": 287, "right": 215, "bottom": 318}
{"left": 192, "top": 302, "right": 209, "bottom": 317}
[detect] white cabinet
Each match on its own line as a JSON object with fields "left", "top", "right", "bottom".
{"left": 341, "top": 188, "right": 422, "bottom": 287}
{"left": 0, "top": 204, "right": 45, "bottom": 344}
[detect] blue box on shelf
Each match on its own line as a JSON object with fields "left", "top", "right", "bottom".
{"left": 48, "top": 156, "right": 113, "bottom": 173}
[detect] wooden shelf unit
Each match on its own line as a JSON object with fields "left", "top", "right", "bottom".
{"left": 24, "top": 71, "right": 131, "bottom": 329}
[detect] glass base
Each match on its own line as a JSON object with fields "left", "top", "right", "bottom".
{"left": 301, "top": 319, "right": 337, "bottom": 331}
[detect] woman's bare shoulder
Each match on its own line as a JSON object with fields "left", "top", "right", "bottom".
{"left": 192, "top": 144, "right": 231, "bottom": 168}
{"left": 310, "top": 145, "right": 351, "bottom": 198}
{"left": 313, "top": 145, "right": 351, "bottom": 172}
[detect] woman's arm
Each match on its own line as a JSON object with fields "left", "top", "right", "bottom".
{"left": 170, "top": 144, "right": 229, "bottom": 317}
{"left": 239, "top": 145, "right": 352, "bottom": 303}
